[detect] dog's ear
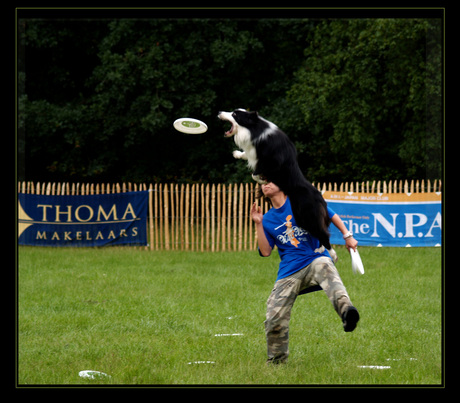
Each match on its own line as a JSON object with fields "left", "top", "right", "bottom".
{"left": 248, "top": 110, "right": 259, "bottom": 120}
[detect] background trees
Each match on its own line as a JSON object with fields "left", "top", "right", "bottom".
{"left": 18, "top": 17, "right": 442, "bottom": 184}
{"left": 286, "top": 18, "right": 442, "bottom": 182}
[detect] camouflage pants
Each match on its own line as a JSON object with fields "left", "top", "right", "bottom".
{"left": 265, "top": 256, "right": 353, "bottom": 363}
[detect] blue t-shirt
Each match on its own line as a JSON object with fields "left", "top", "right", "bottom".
{"left": 261, "top": 197, "right": 336, "bottom": 281}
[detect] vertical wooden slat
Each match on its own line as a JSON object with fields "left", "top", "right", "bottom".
{"left": 170, "top": 183, "right": 176, "bottom": 250}
{"left": 185, "top": 183, "right": 190, "bottom": 251}
{"left": 222, "top": 184, "right": 227, "bottom": 252}
{"left": 249, "top": 182, "right": 254, "bottom": 250}
{"left": 174, "top": 183, "right": 179, "bottom": 250}
{"left": 190, "top": 183, "right": 196, "bottom": 251}
{"left": 233, "top": 184, "right": 238, "bottom": 251}
{"left": 237, "top": 183, "right": 243, "bottom": 251}
{"left": 164, "top": 184, "right": 169, "bottom": 250}
{"left": 211, "top": 184, "right": 216, "bottom": 252}
{"left": 179, "top": 184, "right": 184, "bottom": 250}
{"left": 205, "top": 184, "right": 210, "bottom": 251}
{"left": 149, "top": 184, "right": 154, "bottom": 251}
{"left": 227, "top": 184, "right": 232, "bottom": 251}
{"left": 154, "top": 183, "right": 159, "bottom": 250}
{"left": 244, "top": 183, "right": 249, "bottom": 250}
{"left": 201, "top": 183, "right": 205, "bottom": 252}
{"left": 216, "top": 184, "right": 221, "bottom": 252}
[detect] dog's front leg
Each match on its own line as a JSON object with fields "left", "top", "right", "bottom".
{"left": 232, "top": 150, "right": 247, "bottom": 160}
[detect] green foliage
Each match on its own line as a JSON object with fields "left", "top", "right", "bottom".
{"left": 21, "top": 19, "right": 311, "bottom": 183}
{"left": 19, "top": 18, "right": 441, "bottom": 183}
{"left": 286, "top": 19, "right": 442, "bottom": 182}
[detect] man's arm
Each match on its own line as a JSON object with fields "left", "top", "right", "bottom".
{"left": 251, "top": 202, "right": 272, "bottom": 257}
{"left": 331, "top": 213, "right": 358, "bottom": 252}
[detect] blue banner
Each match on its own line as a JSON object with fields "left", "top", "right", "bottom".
{"left": 324, "top": 192, "right": 442, "bottom": 247}
{"left": 18, "top": 191, "right": 149, "bottom": 247}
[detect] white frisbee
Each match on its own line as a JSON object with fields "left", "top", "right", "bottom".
{"left": 79, "top": 370, "right": 111, "bottom": 379}
{"left": 187, "top": 361, "right": 216, "bottom": 365}
{"left": 173, "top": 118, "right": 208, "bottom": 134}
{"left": 358, "top": 365, "right": 390, "bottom": 369}
{"left": 350, "top": 248, "right": 365, "bottom": 275}
{"left": 214, "top": 333, "right": 244, "bottom": 337}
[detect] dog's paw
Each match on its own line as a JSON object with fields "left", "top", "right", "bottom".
{"left": 232, "top": 150, "right": 246, "bottom": 159}
{"left": 252, "top": 174, "right": 268, "bottom": 184}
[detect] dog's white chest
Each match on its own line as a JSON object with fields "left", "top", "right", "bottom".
{"left": 234, "top": 128, "right": 252, "bottom": 150}
{"left": 234, "top": 128, "right": 258, "bottom": 170}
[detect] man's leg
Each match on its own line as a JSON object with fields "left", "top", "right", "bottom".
{"left": 264, "top": 273, "right": 303, "bottom": 364}
{"left": 301, "top": 256, "right": 359, "bottom": 331}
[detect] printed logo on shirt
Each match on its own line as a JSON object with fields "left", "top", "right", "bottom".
{"left": 275, "top": 214, "right": 309, "bottom": 248}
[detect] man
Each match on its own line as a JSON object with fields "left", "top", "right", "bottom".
{"left": 250, "top": 182, "right": 360, "bottom": 364}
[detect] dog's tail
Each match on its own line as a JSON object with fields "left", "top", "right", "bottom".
{"left": 288, "top": 184, "right": 332, "bottom": 250}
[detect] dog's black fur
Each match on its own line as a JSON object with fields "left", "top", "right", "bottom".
{"left": 218, "top": 109, "right": 331, "bottom": 249}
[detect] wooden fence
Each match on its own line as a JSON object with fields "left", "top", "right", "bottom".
{"left": 18, "top": 179, "right": 442, "bottom": 251}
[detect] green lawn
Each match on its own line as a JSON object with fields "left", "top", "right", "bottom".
{"left": 17, "top": 246, "right": 442, "bottom": 385}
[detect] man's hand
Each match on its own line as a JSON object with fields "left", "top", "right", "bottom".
{"left": 251, "top": 202, "right": 263, "bottom": 224}
{"left": 251, "top": 202, "right": 272, "bottom": 257}
{"left": 345, "top": 237, "right": 358, "bottom": 252}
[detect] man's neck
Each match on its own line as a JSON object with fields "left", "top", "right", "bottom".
{"left": 270, "top": 193, "right": 288, "bottom": 209}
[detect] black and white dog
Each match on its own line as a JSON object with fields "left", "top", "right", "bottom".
{"left": 218, "top": 108, "right": 331, "bottom": 249}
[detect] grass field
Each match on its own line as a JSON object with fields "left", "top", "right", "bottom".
{"left": 17, "top": 246, "right": 443, "bottom": 386}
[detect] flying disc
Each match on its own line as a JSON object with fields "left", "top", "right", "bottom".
{"left": 187, "top": 361, "right": 216, "bottom": 365}
{"left": 350, "top": 248, "right": 365, "bottom": 275}
{"left": 173, "top": 118, "right": 208, "bottom": 134}
{"left": 214, "top": 333, "right": 244, "bottom": 337}
{"left": 358, "top": 365, "right": 390, "bottom": 369}
{"left": 78, "top": 370, "right": 111, "bottom": 379}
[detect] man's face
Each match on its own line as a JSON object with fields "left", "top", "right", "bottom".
{"left": 261, "top": 182, "right": 280, "bottom": 198}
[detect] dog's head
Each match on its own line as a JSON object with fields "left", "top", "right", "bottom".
{"left": 218, "top": 109, "right": 259, "bottom": 138}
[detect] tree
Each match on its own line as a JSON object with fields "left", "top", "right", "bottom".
{"left": 20, "top": 17, "right": 441, "bottom": 184}
{"left": 286, "top": 18, "right": 442, "bottom": 182}
{"left": 20, "top": 18, "right": 313, "bottom": 183}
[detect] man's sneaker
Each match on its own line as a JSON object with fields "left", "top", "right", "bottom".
{"left": 342, "top": 306, "right": 360, "bottom": 332}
